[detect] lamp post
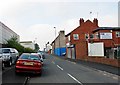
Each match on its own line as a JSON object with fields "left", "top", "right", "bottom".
{"left": 46, "top": 42, "right": 49, "bottom": 52}
{"left": 54, "top": 27, "right": 56, "bottom": 55}
{"left": 54, "top": 27, "right": 56, "bottom": 38}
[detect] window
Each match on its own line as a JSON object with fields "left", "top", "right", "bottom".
{"left": 85, "top": 34, "right": 89, "bottom": 40}
{"left": 2, "top": 49, "right": 10, "bottom": 53}
{"left": 116, "top": 32, "right": 120, "bottom": 37}
{"left": 73, "top": 34, "right": 79, "bottom": 40}
{"left": 90, "top": 34, "right": 94, "bottom": 39}
{"left": 100, "top": 33, "right": 112, "bottom": 39}
{"left": 94, "top": 33, "right": 99, "bottom": 39}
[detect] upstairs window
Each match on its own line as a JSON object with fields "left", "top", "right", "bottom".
{"left": 85, "top": 34, "right": 89, "bottom": 40}
{"left": 94, "top": 33, "right": 99, "bottom": 39}
{"left": 73, "top": 34, "right": 79, "bottom": 40}
{"left": 90, "top": 34, "right": 94, "bottom": 39}
{"left": 100, "top": 32, "right": 112, "bottom": 39}
{"left": 116, "top": 32, "right": 120, "bottom": 37}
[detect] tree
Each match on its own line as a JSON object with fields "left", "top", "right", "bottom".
{"left": 5, "top": 37, "right": 35, "bottom": 54}
{"left": 34, "top": 43, "right": 40, "bottom": 52}
{"left": 6, "top": 36, "right": 24, "bottom": 53}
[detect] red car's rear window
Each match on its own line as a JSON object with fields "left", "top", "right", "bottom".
{"left": 20, "top": 54, "right": 41, "bottom": 61}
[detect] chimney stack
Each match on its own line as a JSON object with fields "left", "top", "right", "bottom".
{"left": 93, "top": 18, "right": 98, "bottom": 26}
{"left": 79, "top": 18, "right": 84, "bottom": 26}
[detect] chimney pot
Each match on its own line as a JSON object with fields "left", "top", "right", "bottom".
{"left": 79, "top": 18, "right": 84, "bottom": 26}
{"left": 93, "top": 18, "right": 98, "bottom": 26}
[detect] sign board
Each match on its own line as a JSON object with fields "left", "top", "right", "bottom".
{"left": 100, "top": 33, "right": 112, "bottom": 39}
{"left": 88, "top": 42, "right": 104, "bottom": 56}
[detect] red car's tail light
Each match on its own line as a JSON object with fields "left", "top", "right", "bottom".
{"left": 16, "top": 61, "right": 20, "bottom": 64}
{"left": 34, "top": 62, "right": 41, "bottom": 66}
{"left": 37, "top": 63, "right": 41, "bottom": 66}
{"left": 16, "top": 60, "right": 24, "bottom": 65}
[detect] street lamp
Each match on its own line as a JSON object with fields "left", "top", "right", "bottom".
{"left": 53, "top": 27, "right": 56, "bottom": 55}
{"left": 45, "top": 42, "right": 49, "bottom": 52}
{"left": 54, "top": 27, "right": 56, "bottom": 38}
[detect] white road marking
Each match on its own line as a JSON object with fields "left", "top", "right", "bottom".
{"left": 103, "top": 73, "right": 107, "bottom": 75}
{"left": 57, "top": 65, "right": 63, "bottom": 71}
{"left": 67, "top": 73, "right": 83, "bottom": 85}
{"left": 97, "top": 70, "right": 103, "bottom": 73}
{"left": 112, "top": 76, "right": 118, "bottom": 80}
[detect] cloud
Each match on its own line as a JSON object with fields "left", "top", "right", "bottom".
{"left": 58, "top": 18, "right": 80, "bottom": 35}
{"left": 21, "top": 24, "right": 55, "bottom": 50}
{"left": 0, "top": 0, "right": 24, "bottom": 16}
{"left": 98, "top": 15, "right": 118, "bottom": 27}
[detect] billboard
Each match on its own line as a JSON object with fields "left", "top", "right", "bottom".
{"left": 100, "top": 32, "right": 112, "bottom": 39}
{"left": 88, "top": 42, "right": 104, "bottom": 56}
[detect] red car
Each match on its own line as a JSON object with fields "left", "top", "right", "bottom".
{"left": 15, "top": 53, "right": 42, "bottom": 75}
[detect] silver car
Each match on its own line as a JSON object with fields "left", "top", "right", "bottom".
{"left": 0, "top": 52, "right": 4, "bottom": 70}
{"left": 31, "top": 53, "right": 44, "bottom": 65}
{"left": 0, "top": 48, "right": 19, "bottom": 66}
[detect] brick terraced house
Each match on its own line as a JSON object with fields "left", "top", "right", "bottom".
{"left": 66, "top": 18, "right": 99, "bottom": 59}
{"left": 65, "top": 18, "right": 120, "bottom": 67}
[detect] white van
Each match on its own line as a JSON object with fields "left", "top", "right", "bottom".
{"left": 0, "top": 48, "right": 19, "bottom": 66}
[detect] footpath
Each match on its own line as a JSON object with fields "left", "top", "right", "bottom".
{"left": 50, "top": 54, "right": 120, "bottom": 76}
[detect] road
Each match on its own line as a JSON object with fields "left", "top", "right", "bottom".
{"left": 2, "top": 54, "right": 119, "bottom": 85}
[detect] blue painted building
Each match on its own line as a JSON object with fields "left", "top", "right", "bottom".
{"left": 54, "top": 47, "right": 66, "bottom": 56}
{"left": 51, "top": 31, "right": 66, "bottom": 57}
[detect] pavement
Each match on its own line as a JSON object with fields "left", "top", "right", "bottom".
{"left": 51, "top": 54, "right": 120, "bottom": 76}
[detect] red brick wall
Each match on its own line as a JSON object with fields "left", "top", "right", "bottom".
{"left": 86, "top": 57, "right": 120, "bottom": 67}
{"left": 77, "top": 56, "right": 119, "bottom": 67}
{"left": 75, "top": 42, "right": 87, "bottom": 59}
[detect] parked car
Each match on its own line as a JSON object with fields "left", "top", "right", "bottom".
{"left": 0, "top": 51, "right": 4, "bottom": 70}
{"left": 15, "top": 53, "right": 42, "bottom": 75}
{"left": 31, "top": 53, "right": 43, "bottom": 65}
{"left": 0, "top": 48, "right": 19, "bottom": 66}
{"left": 37, "top": 51, "right": 45, "bottom": 59}
{"left": 37, "top": 53, "right": 44, "bottom": 65}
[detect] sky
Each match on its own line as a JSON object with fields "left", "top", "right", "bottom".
{"left": 0, "top": 0, "right": 119, "bottom": 50}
